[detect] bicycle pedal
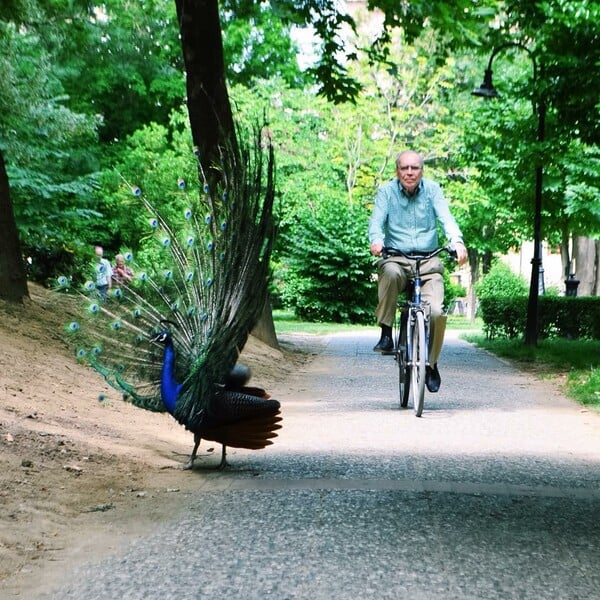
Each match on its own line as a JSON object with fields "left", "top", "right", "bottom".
{"left": 381, "top": 350, "right": 396, "bottom": 356}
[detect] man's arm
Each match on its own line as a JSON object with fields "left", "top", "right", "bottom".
{"left": 431, "top": 184, "right": 468, "bottom": 265}
{"left": 368, "top": 184, "right": 389, "bottom": 256}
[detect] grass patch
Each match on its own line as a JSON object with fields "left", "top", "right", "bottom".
{"left": 274, "top": 311, "right": 482, "bottom": 335}
{"left": 273, "top": 311, "right": 371, "bottom": 336}
{"left": 463, "top": 333, "right": 600, "bottom": 410}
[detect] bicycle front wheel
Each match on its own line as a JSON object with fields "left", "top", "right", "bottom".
{"left": 409, "top": 310, "right": 426, "bottom": 416}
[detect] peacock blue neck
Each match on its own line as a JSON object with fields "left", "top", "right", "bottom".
{"left": 160, "top": 339, "right": 182, "bottom": 414}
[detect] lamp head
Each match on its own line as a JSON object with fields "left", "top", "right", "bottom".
{"left": 472, "top": 68, "right": 499, "bottom": 98}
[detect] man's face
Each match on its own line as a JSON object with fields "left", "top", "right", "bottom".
{"left": 396, "top": 153, "right": 423, "bottom": 194}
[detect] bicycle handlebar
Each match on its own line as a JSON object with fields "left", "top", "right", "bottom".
{"left": 381, "top": 246, "right": 457, "bottom": 261}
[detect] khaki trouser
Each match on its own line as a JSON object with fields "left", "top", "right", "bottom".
{"left": 375, "top": 255, "right": 446, "bottom": 363}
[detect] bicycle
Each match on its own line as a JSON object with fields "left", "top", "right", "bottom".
{"left": 381, "top": 246, "right": 456, "bottom": 417}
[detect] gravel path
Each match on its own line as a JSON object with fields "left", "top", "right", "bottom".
{"left": 43, "top": 331, "right": 600, "bottom": 599}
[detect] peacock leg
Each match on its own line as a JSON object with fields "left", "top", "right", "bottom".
{"left": 217, "top": 444, "right": 228, "bottom": 470}
{"left": 183, "top": 433, "right": 202, "bottom": 470}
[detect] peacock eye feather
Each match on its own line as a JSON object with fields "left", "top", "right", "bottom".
{"left": 111, "top": 321, "right": 122, "bottom": 331}
{"left": 220, "top": 221, "right": 227, "bottom": 231}
{"left": 184, "top": 208, "right": 192, "bottom": 219}
{"left": 178, "top": 179, "right": 186, "bottom": 190}
{"left": 186, "top": 236, "right": 195, "bottom": 247}
{"left": 124, "top": 252, "right": 133, "bottom": 262}
{"left": 171, "top": 301, "right": 180, "bottom": 311}
{"left": 57, "top": 276, "right": 69, "bottom": 287}
{"left": 185, "top": 272, "right": 194, "bottom": 282}
{"left": 131, "top": 308, "right": 142, "bottom": 318}
{"left": 87, "top": 303, "right": 100, "bottom": 314}
{"left": 203, "top": 183, "right": 209, "bottom": 193}
{"left": 205, "top": 278, "right": 213, "bottom": 288}
{"left": 91, "top": 346, "right": 102, "bottom": 356}
{"left": 131, "top": 186, "right": 142, "bottom": 196}
{"left": 161, "top": 236, "right": 171, "bottom": 247}
{"left": 113, "top": 288, "right": 123, "bottom": 299}
{"left": 205, "top": 215, "right": 212, "bottom": 225}
{"left": 149, "top": 218, "right": 158, "bottom": 228}
{"left": 138, "top": 272, "right": 148, "bottom": 282}
{"left": 76, "top": 349, "right": 87, "bottom": 360}
{"left": 206, "top": 241, "right": 214, "bottom": 251}
{"left": 164, "top": 270, "right": 173, "bottom": 280}
{"left": 187, "top": 307, "right": 196, "bottom": 316}
{"left": 66, "top": 322, "right": 80, "bottom": 332}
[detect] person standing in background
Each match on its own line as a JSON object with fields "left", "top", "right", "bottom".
{"left": 94, "top": 245, "right": 112, "bottom": 301}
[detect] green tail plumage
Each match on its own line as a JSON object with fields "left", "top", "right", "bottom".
{"left": 58, "top": 132, "right": 277, "bottom": 438}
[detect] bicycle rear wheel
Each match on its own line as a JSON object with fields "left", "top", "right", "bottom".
{"left": 409, "top": 310, "right": 426, "bottom": 416}
{"left": 397, "top": 346, "right": 409, "bottom": 408}
{"left": 395, "top": 309, "right": 409, "bottom": 408}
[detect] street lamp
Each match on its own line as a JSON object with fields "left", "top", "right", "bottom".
{"left": 472, "top": 42, "right": 546, "bottom": 346}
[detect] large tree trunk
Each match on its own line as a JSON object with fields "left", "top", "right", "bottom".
{"left": 573, "top": 236, "right": 599, "bottom": 296}
{"left": 0, "top": 149, "right": 28, "bottom": 302}
{"left": 175, "top": 0, "right": 236, "bottom": 185}
{"left": 175, "top": 0, "right": 278, "bottom": 348}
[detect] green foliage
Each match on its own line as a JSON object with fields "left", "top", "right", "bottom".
{"left": 479, "top": 295, "right": 600, "bottom": 341}
{"left": 475, "top": 260, "right": 529, "bottom": 300}
{"left": 221, "top": 2, "right": 307, "bottom": 88}
{"left": 568, "top": 367, "right": 600, "bottom": 408}
{"left": 538, "top": 296, "right": 600, "bottom": 340}
{"left": 280, "top": 196, "right": 373, "bottom": 323}
{"left": 476, "top": 261, "right": 529, "bottom": 338}
{"left": 0, "top": 20, "right": 101, "bottom": 283}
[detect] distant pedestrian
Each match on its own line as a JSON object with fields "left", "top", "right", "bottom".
{"left": 94, "top": 246, "right": 112, "bottom": 301}
{"left": 112, "top": 254, "right": 133, "bottom": 286}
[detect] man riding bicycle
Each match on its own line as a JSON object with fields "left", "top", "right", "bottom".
{"left": 368, "top": 150, "right": 468, "bottom": 393}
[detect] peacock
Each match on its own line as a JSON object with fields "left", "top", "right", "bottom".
{"left": 58, "top": 134, "right": 282, "bottom": 469}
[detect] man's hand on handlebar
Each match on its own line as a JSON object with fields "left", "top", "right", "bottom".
{"left": 370, "top": 241, "right": 384, "bottom": 256}
{"left": 453, "top": 241, "right": 468, "bottom": 266}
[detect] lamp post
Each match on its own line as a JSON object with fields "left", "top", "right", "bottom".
{"left": 472, "top": 42, "right": 546, "bottom": 346}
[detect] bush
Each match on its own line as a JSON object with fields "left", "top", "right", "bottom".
{"left": 479, "top": 295, "right": 600, "bottom": 340}
{"left": 279, "top": 196, "right": 375, "bottom": 324}
{"left": 475, "top": 260, "right": 528, "bottom": 300}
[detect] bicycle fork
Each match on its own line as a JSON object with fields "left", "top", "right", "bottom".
{"left": 405, "top": 304, "right": 431, "bottom": 369}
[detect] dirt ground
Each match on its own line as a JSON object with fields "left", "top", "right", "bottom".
{"left": 0, "top": 284, "right": 311, "bottom": 598}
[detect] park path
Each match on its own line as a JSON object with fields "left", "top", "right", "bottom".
{"left": 43, "top": 331, "right": 600, "bottom": 599}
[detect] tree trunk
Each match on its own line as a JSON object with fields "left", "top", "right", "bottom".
{"left": 251, "top": 296, "right": 280, "bottom": 349}
{"left": 175, "top": 0, "right": 236, "bottom": 185}
{"left": 175, "top": 0, "right": 278, "bottom": 346}
{"left": 573, "top": 236, "right": 599, "bottom": 296}
{"left": 0, "top": 149, "right": 28, "bottom": 302}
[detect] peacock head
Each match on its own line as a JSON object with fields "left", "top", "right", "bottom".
{"left": 150, "top": 330, "right": 172, "bottom": 346}
{"left": 150, "top": 319, "right": 179, "bottom": 346}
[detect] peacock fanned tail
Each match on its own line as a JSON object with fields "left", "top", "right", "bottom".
{"left": 59, "top": 130, "right": 276, "bottom": 432}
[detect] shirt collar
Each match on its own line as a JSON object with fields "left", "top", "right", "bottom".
{"left": 398, "top": 178, "right": 424, "bottom": 198}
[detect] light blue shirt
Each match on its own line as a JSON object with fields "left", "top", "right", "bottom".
{"left": 368, "top": 177, "right": 463, "bottom": 252}
{"left": 96, "top": 258, "right": 113, "bottom": 286}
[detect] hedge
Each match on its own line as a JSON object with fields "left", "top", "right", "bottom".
{"left": 479, "top": 296, "right": 600, "bottom": 340}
